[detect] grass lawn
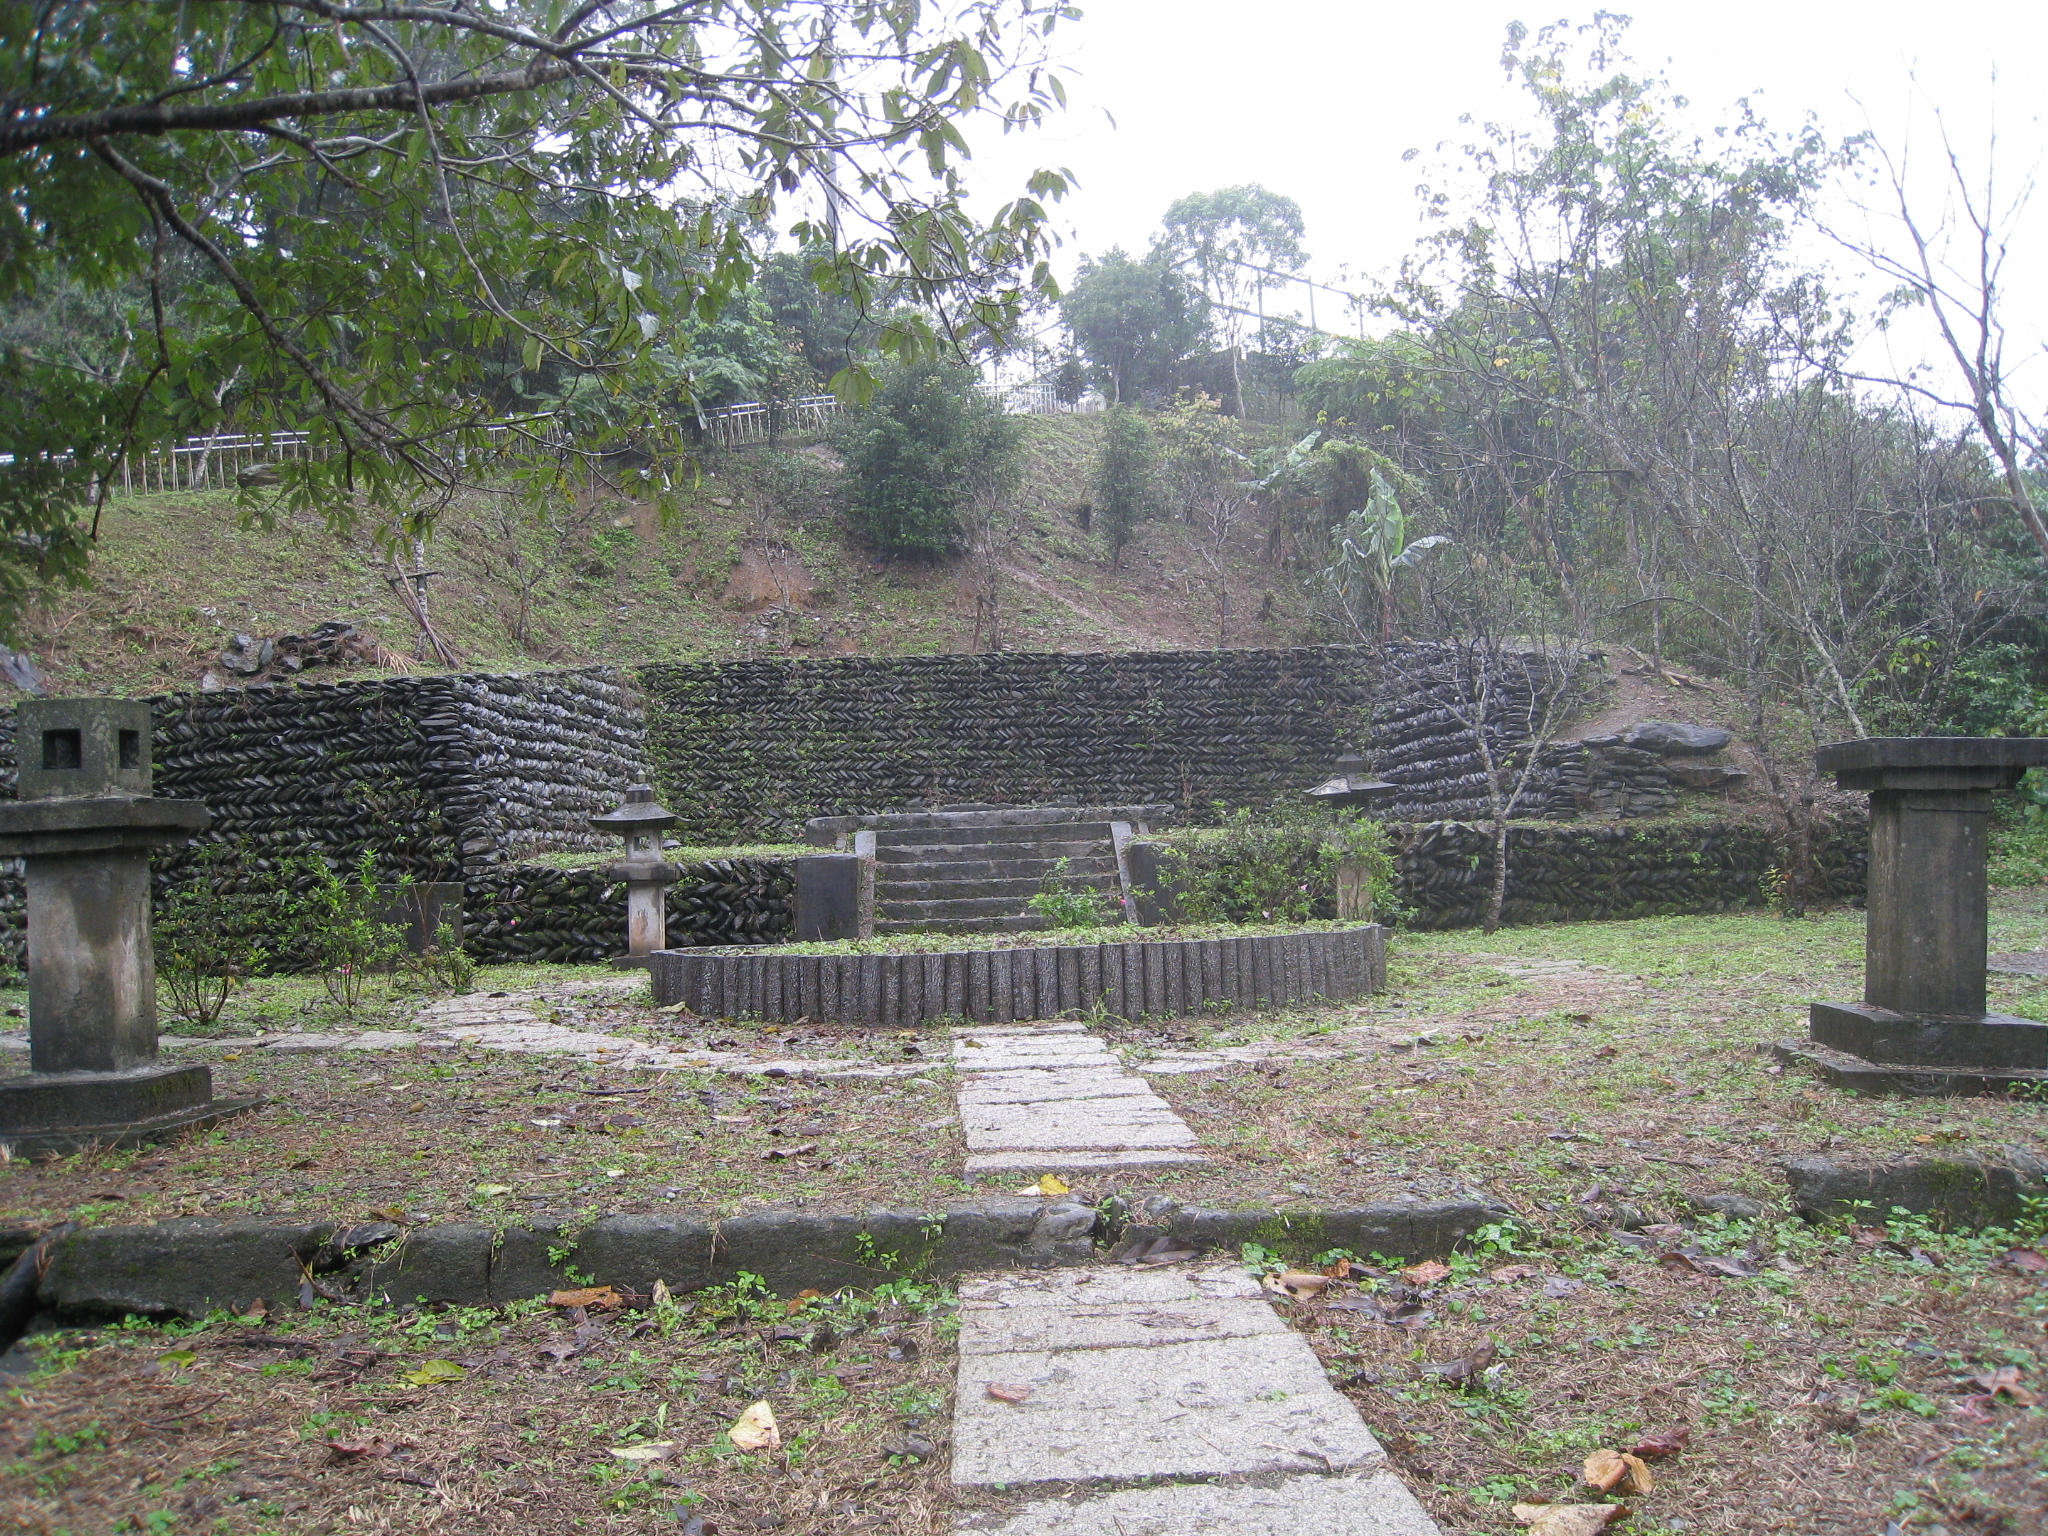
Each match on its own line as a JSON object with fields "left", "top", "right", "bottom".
{"left": 6, "top": 898, "right": 2048, "bottom": 1532}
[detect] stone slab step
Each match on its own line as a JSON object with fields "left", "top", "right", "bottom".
{"left": 807, "top": 804, "right": 1171, "bottom": 839}
{"left": 874, "top": 836, "right": 1120, "bottom": 862}
{"left": 874, "top": 877, "right": 1114, "bottom": 903}
{"left": 957, "top": 1471, "right": 1440, "bottom": 1534}
{"left": 873, "top": 916, "right": 1047, "bottom": 935}
{"left": 949, "top": 1264, "right": 1442, "bottom": 1534}
{"left": 964, "top": 1149, "right": 1210, "bottom": 1173}
{"left": 873, "top": 824, "right": 1120, "bottom": 850}
{"left": 878, "top": 896, "right": 1072, "bottom": 920}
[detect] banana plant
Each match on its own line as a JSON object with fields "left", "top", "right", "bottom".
{"left": 1329, "top": 468, "right": 1450, "bottom": 640}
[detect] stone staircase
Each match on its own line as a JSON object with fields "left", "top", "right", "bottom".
{"left": 803, "top": 804, "right": 1172, "bottom": 935}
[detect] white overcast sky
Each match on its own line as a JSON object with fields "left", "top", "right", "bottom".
{"left": 952, "top": 1, "right": 2048, "bottom": 387}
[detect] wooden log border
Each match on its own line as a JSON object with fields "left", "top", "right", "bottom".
{"left": 647, "top": 925, "right": 1387, "bottom": 1025}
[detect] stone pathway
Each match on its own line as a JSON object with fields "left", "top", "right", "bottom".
{"left": 136, "top": 985, "right": 930, "bottom": 1080}
{"left": 952, "top": 1021, "right": 1206, "bottom": 1176}
{"left": 950, "top": 1264, "right": 1442, "bottom": 1535}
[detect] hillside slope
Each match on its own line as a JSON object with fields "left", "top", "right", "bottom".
{"left": 14, "top": 415, "right": 1334, "bottom": 699}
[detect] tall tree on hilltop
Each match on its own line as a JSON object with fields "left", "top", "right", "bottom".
{"left": 1160, "top": 184, "right": 1307, "bottom": 417}
{"left": 1059, "top": 246, "right": 1207, "bottom": 403}
{"left": 0, "top": 0, "right": 1076, "bottom": 640}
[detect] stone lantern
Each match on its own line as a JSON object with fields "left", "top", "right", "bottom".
{"left": 0, "top": 698, "right": 254, "bottom": 1156}
{"left": 1305, "top": 749, "right": 1397, "bottom": 922}
{"left": 1783, "top": 736, "right": 2048, "bottom": 1093}
{"left": 591, "top": 784, "right": 679, "bottom": 967}
{"left": 1305, "top": 749, "right": 1398, "bottom": 812}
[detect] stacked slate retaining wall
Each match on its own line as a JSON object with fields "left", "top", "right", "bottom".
{"left": 637, "top": 644, "right": 1672, "bottom": 842}
{"left": 1395, "top": 818, "right": 1868, "bottom": 930}
{"left": 466, "top": 859, "right": 793, "bottom": 965}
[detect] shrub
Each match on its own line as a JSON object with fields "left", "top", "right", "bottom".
{"left": 291, "top": 851, "right": 407, "bottom": 1012}
{"left": 1027, "top": 856, "right": 1119, "bottom": 929}
{"left": 1160, "top": 801, "right": 1397, "bottom": 924}
{"left": 156, "top": 844, "right": 271, "bottom": 1026}
{"left": 1094, "top": 404, "right": 1158, "bottom": 567}
{"left": 834, "top": 360, "right": 1018, "bottom": 555}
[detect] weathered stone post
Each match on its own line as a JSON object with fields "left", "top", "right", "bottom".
{"left": 1305, "top": 749, "right": 1397, "bottom": 922}
{"left": 0, "top": 698, "right": 255, "bottom": 1155}
{"left": 591, "top": 785, "right": 679, "bottom": 967}
{"left": 1783, "top": 736, "right": 2048, "bottom": 1093}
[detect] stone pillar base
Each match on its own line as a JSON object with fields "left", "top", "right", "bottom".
{"left": 1809, "top": 1000, "right": 2048, "bottom": 1071}
{"left": 0, "top": 1063, "right": 261, "bottom": 1156}
{"left": 1776, "top": 1039, "right": 2048, "bottom": 1098}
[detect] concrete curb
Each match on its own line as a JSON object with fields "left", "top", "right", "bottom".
{"left": 649, "top": 926, "right": 1388, "bottom": 1024}
{"left": 18, "top": 1196, "right": 1499, "bottom": 1321}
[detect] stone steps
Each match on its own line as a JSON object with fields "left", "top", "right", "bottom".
{"left": 877, "top": 874, "right": 1115, "bottom": 903}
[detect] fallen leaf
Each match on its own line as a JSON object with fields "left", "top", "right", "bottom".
{"left": 761, "top": 1143, "right": 818, "bottom": 1160}
{"left": 1491, "top": 1264, "right": 1542, "bottom": 1282}
{"left": 986, "top": 1382, "right": 1034, "bottom": 1403}
{"left": 881, "top": 1431, "right": 937, "bottom": 1460}
{"left": 610, "top": 1442, "right": 676, "bottom": 1462}
{"left": 1022, "top": 1173, "right": 1069, "bottom": 1197}
{"left": 2002, "top": 1248, "right": 2048, "bottom": 1274}
{"left": 1583, "top": 1447, "right": 1653, "bottom": 1494}
{"left": 886, "top": 1335, "right": 920, "bottom": 1362}
{"left": 473, "top": 1183, "right": 512, "bottom": 1198}
{"left": 1513, "top": 1503, "right": 1626, "bottom": 1534}
{"left": 156, "top": 1349, "right": 197, "bottom": 1372}
{"left": 784, "top": 1288, "right": 823, "bottom": 1312}
{"left": 548, "top": 1286, "right": 624, "bottom": 1311}
{"left": 1400, "top": 1259, "right": 1451, "bottom": 1286}
{"left": 727, "top": 1400, "right": 780, "bottom": 1452}
{"left": 1969, "top": 1365, "right": 2038, "bottom": 1406}
{"left": 1422, "top": 1340, "right": 1498, "bottom": 1384}
{"left": 403, "top": 1359, "right": 465, "bottom": 1386}
{"left": 325, "top": 1437, "right": 395, "bottom": 1461}
{"left": 1262, "top": 1269, "right": 1331, "bottom": 1301}
{"left": 651, "top": 1279, "right": 673, "bottom": 1307}
{"left": 1322, "top": 1257, "right": 1354, "bottom": 1279}
{"left": 1630, "top": 1425, "right": 1691, "bottom": 1459}
{"left": 1542, "top": 1275, "right": 1586, "bottom": 1299}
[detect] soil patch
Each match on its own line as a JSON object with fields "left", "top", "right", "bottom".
{"left": 1, "top": 1278, "right": 956, "bottom": 1534}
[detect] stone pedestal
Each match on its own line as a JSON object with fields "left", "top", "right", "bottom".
{"left": 1780, "top": 736, "right": 2048, "bottom": 1095}
{"left": 0, "top": 699, "right": 257, "bottom": 1156}
{"left": 795, "top": 854, "right": 870, "bottom": 940}
{"left": 591, "top": 785, "right": 679, "bottom": 969}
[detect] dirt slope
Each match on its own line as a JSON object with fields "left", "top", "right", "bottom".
{"left": 12, "top": 415, "right": 1329, "bottom": 699}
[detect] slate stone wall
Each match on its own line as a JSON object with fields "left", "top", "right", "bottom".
{"left": 638, "top": 648, "right": 1383, "bottom": 841}
{"left": 1395, "top": 817, "right": 1867, "bottom": 930}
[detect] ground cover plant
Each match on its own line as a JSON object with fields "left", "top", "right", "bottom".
{"left": 0, "top": 1274, "right": 958, "bottom": 1534}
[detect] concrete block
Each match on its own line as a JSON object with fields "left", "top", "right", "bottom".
{"left": 1782, "top": 1149, "right": 2048, "bottom": 1227}
{"left": 794, "top": 854, "right": 866, "bottom": 941}
{"left": 958, "top": 1294, "right": 1288, "bottom": 1355}
{"left": 41, "top": 1217, "right": 331, "bottom": 1318}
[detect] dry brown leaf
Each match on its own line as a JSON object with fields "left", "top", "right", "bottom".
{"left": 1422, "top": 1339, "right": 1498, "bottom": 1384}
{"left": 986, "top": 1382, "right": 1034, "bottom": 1403}
{"left": 1583, "top": 1448, "right": 1653, "bottom": 1494}
{"left": 1970, "top": 1366, "right": 2038, "bottom": 1406}
{"left": 1262, "top": 1269, "right": 1331, "bottom": 1301}
{"left": 1514, "top": 1503, "right": 1627, "bottom": 1535}
{"left": 548, "top": 1286, "right": 623, "bottom": 1311}
{"left": 727, "top": 1400, "right": 780, "bottom": 1452}
{"left": 324, "top": 1438, "right": 395, "bottom": 1461}
{"left": 1630, "top": 1425, "right": 1691, "bottom": 1459}
{"left": 650, "top": 1279, "right": 673, "bottom": 1307}
{"left": 1322, "top": 1257, "right": 1354, "bottom": 1279}
{"left": 1491, "top": 1264, "right": 1542, "bottom": 1282}
{"left": 1401, "top": 1259, "right": 1451, "bottom": 1286}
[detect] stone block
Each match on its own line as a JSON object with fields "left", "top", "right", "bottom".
{"left": 956, "top": 1470, "right": 1441, "bottom": 1536}
{"left": 39, "top": 1217, "right": 331, "bottom": 1318}
{"left": 1809, "top": 1001, "right": 2047, "bottom": 1071}
{"left": 1782, "top": 1150, "right": 2048, "bottom": 1227}
{"left": 0, "top": 1063, "right": 212, "bottom": 1133}
{"left": 950, "top": 1331, "right": 1384, "bottom": 1486}
{"left": 359, "top": 1222, "right": 494, "bottom": 1306}
{"left": 795, "top": 854, "right": 867, "bottom": 941}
